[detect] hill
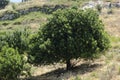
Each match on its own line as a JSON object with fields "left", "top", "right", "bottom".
{"left": 0, "top": 0, "right": 120, "bottom": 80}
{"left": 29, "top": 8, "right": 120, "bottom": 80}
{"left": 0, "top": 0, "right": 89, "bottom": 33}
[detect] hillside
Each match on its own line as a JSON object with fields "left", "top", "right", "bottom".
{"left": 0, "top": 0, "right": 89, "bottom": 34}
{"left": 0, "top": 0, "right": 120, "bottom": 80}
{"left": 29, "top": 8, "right": 120, "bottom": 80}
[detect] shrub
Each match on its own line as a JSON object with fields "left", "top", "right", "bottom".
{"left": 2, "top": 22, "right": 9, "bottom": 26}
{"left": 13, "top": 21, "right": 21, "bottom": 25}
{"left": 107, "top": 9, "right": 113, "bottom": 14}
{"left": 0, "top": 46, "right": 31, "bottom": 80}
{"left": 12, "top": 3, "right": 17, "bottom": 10}
{"left": 1, "top": 28, "right": 30, "bottom": 54}
{"left": 31, "top": 9, "right": 110, "bottom": 70}
{"left": 96, "top": 4, "right": 102, "bottom": 13}
{"left": 0, "top": 36, "right": 7, "bottom": 51}
{"left": 0, "top": 0, "right": 9, "bottom": 9}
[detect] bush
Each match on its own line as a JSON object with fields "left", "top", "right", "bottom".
{"left": 96, "top": 4, "right": 102, "bottom": 13}
{"left": 0, "top": 0, "right": 9, "bottom": 9}
{"left": 107, "top": 9, "right": 113, "bottom": 14}
{"left": 31, "top": 9, "right": 110, "bottom": 70}
{"left": 0, "top": 28, "right": 30, "bottom": 54}
{"left": 0, "top": 46, "right": 31, "bottom": 80}
{"left": 2, "top": 22, "right": 9, "bottom": 26}
{"left": 0, "top": 34, "right": 8, "bottom": 51}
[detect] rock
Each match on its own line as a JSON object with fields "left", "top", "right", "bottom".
{"left": 0, "top": 4, "right": 69, "bottom": 21}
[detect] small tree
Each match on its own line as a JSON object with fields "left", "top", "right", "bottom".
{"left": 0, "top": 0, "right": 9, "bottom": 9}
{"left": 31, "top": 9, "right": 110, "bottom": 70}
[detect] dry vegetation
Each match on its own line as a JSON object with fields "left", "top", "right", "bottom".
{"left": 0, "top": 0, "right": 120, "bottom": 80}
{"left": 27, "top": 8, "right": 120, "bottom": 80}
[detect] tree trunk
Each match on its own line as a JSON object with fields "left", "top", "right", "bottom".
{"left": 66, "top": 59, "right": 72, "bottom": 70}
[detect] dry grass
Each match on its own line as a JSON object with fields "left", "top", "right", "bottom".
{"left": 100, "top": 8, "right": 120, "bottom": 37}
{"left": 0, "top": 0, "right": 87, "bottom": 17}
{"left": 16, "top": 0, "right": 47, "bottom": 10}
{"left": 27, "top": 8, "right": 120, "bottom": 80}
{"left": 0, "top": 1, "right": 120, "bottom": 79}
{"left": 100, "top": 8, "right": 120, "bottom": 49}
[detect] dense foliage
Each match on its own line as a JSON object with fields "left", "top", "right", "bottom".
{"left": 30, "top": 9, "right": 110, "bottom": 70}
{"left": 0, "top": 46, "right": 31, "bottom": 80}
{"left": 0, "top": 0, "right": 9, "bottom": 8}
{"left": 0, "top": 29, "right": 31, "bottom": 79}
{"left": 0, "top": 28, "right": 30, "bottom": 53}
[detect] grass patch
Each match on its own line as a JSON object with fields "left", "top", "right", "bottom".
{"left": 12, "top": 12, "right": 50, "bottom": 24}
{"left": 110, "top": 36, "right": 120, "bottom": 48}
{"left": 0, "top": 12, "right": 51, "bottom": 31}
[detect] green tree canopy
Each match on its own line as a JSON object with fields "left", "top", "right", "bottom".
{"left": 30, "top": 9, "right": 110, "bottom": 70}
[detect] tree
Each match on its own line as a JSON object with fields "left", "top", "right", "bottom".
{"left": 31, "top": 9, "right": 110, "bottom": 70}
{"left": 0, "top": 0, "right": 9, "bottom": 9}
